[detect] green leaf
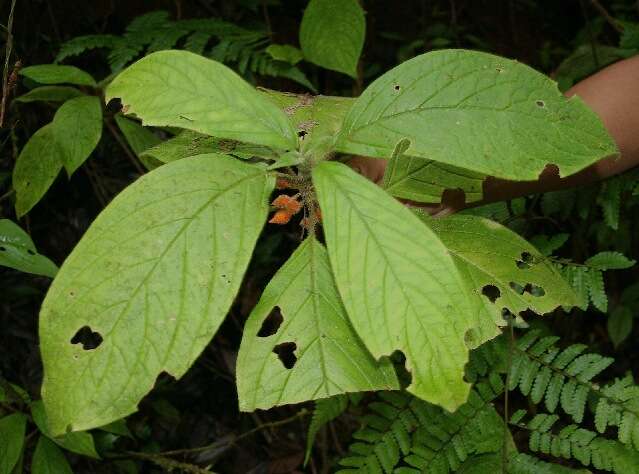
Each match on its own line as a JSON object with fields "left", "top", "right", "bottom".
{"left": 555, "top": 44, "right": 627, "bottom": 92}
{"left": 585, "top": 251, "right": 635, "bottom": 271}
{"left": 300, "top": 0, "right": 365, "bottom": 78}
{"left": 266, "top": 44, "right": 304, "bottom": 65}
{"left": 261, "top": 90, "right": 354, "bottom": 154}
{"left": 237, "top": 237, "right": 398, "bottom": 411}
{"left": 313, "top": 161, "right": 491, "bottom": 411}
{"left": 529, "top": 234, "right": 570, "bottom": 257}
{"left": 31, "top": 401, "right": 99, "bottom": 459}
{"left": 114, "top": 114, "right": 162, "bottom": 170}
{"left": 31, "top": 436, "right": 73, "bottom": 474}
{"left": 106, "top": 50, "right": 297, "bottom": 150}
{"left": 40, "top": 155, "right": 274, "bottom": 434}
{"left": 20, "top": 65, "right": 96, "bottom": 87}
{"left": 305, "top": 395, "right": 350, "bottom": 465}
{"left": 15, "top": 86, "right": 83, "bottom": 103}
{"left": 0, "top": 413, "right": 27, "bottom": 474}
{"left": 587, "top": 269, "right": 607, "bottom": 312}
{"left": 54, "top": 96, "right": 103, "bottom": 176}
{"left": 336, "top": 50, "right": 617, "bottom": 180}
{"left": 607, "top": 307, "right": 633, "bottom": 348}
{"left": 0, "top": 219, "right": 58, "bottom": 277}
{"left": 421, "top": 214, "right": 579, "bottom": 328}
{"left": 382, "top": 138, "right": 485, "bottom": 204}
{"left": 12, "top": 124, "right": 63, "bottom": 217}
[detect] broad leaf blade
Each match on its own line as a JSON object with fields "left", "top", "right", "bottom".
{"left": 106, "top": 50, "right": 297, "bottom": 150}
{"left": 40, "top": 154, "right": 274, "bottom": 434}
{"left": 13, "top": 124, "right": 63, "bottom": 217}
{"left": 420, "top": 214, "right": 578, "bottom": 333}
{"left": 336, "top": 49, "right": 617, "bottom": 180}
{"left": 0, "top": 219, "right": 58, "bottom": 277}
{"left": 383, "top": 138, "right": 485, "bottom": 204}
{"left": 300, "top": 0, "right": 365, "bottom": 78}
{"left": 54, "top": 96, "right": 103, "bottom": 176}
{"left": 15, "top": 86, "right": 83, "bottom": 103}
{"left": 20, "top": 65, "right": 96, "bottom": 86}
{"left": 0, "top": 413, "right": 27, "bottom": 474}
{"left": 313, "top": 161, "right": 490, "bottom": 411}
{"left": 237, "top": 237, "right": 398, "bottom": 411}
{"left": 32, "top": 437, "right": 73, "bottom": 474}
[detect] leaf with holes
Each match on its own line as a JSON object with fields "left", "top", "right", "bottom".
{"left": 299, "top": 0, "right": 365, "bottom": 78}
{"left": 420, "top": 214, "right": 579, "bottom": 329}
{"left": 20, "top": 65, "right": 97, "bottom": 86}
{"left": 39, "top": 154, "right": 273, "bottom": 435}
{"left": 336, "top": 49, "right": 617, "bottom": 180}
{"left": 106, "top": 50, "right": 297, "bottom": 150}
{"left": 0, "top": 219, "right": 58, "bottom": 277}
{"left": 313, "top": 161, "right": 494, "bottom": 411}
{"left": 237, "top": 237, "right": 398, "bottom": 411}
{"left": 382, "top": 138, "right": 486, "bottom": 204}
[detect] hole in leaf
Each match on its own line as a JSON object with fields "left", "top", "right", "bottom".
{"left": 0, "top": 246, "right": 5, "bottom": 251}
{"left": 27, "top": 249, "right": 35, "bottom": 255}
{"left": 509, "top": 281, "right": 525, "bottom": 295}
{"left": 496, "top": 67, "right": 504, "bottom": 73}
{"left": 527, "top": 284, "right": 545, "bottom": 297}
{"left": 394, "top": 84, "right": 401, "bottom": 91}
{"left": 516, "top": 252, "right": 534, "bottom": 269}
{"left": 297, "top": 130, "right": 307, "bottom": 139}
{"left": 482, "top": 285, "right": 501, "bottom": 303}
{"left": 70, "top": 326, "right": 103, "bottom": 350}
{"left": 273, "top": 342, "right": 297, "bottom": 369}
{"left": 501, "top": 308, "right": 515, "bottom": 322}
{"left": 258, "top": 306, "right": 283, "bottom": 337}
{"left": 536, "top": 100, "right": 545, "bottom": 108}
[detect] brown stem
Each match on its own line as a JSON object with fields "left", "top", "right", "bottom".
{"left": 590, "top": 0, "right": 624, "bottom": 33}
{"left": 0, "top": 0, "right": 17, "bottom": 128}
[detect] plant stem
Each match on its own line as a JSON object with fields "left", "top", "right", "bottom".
{"left": 0, "top": 0, "right": 17, "bottom": 128}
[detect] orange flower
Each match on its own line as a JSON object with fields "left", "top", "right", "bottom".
{"left": 272, "top": 195, "right": 302, "bottom": 215}
{"left": 269, "top": 210, "right": 293, "bottom": 225}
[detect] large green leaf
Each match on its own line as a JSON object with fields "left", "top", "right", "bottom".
{"left": 299, "top": 0, "right": 365, "bottom": 78}
{"left": 15, "top": 86, "right": 83, "bottom": 103}
{"left": 40, "top": 154, "right": 274, "bottom": 434}
{"left": 0, "top": 413, "right": 27, "bottom": 474}
{"left": 20, "top": 65, "right": 96, "bottom": 86}
{"left": 336, "top": 49, "right": 617, "bottom": 180}
{"left": 313, "top": 161, "right": 492, "bottom": 411}
{"left": 0, "top": 219, "right": 58, "bottom": 277}
{"left": 54, "top": 96, "right": 103, "bottom": 176}
{"left": 31, "top": 437, "right": 73, "bottom": 474}
{"left": 420, "top": 214, "right": 578, "bottom": 338}
{"left": 106, "top": 50, "right": 297, "bottom": 150}
{"left": 237, "top": 237, "right": 398, "bottom": 411}
{"left": 382, "top": 138, "right": 485, "bottom": 204}
{"left": 31, "top": 401, "right": 99, "bottom": 459}
{"left": 13, "top": 124, "right": 63, "bottom": 217}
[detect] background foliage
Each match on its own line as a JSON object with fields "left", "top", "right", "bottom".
{"left": 1, "top": 0, "right": 639, "bottom": 472}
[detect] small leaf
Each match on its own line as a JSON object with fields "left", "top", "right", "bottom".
{"left": 585, "top": 251, "right": 635, "bottom": 271}
{"left": 31, "top": 401, "right": 100, "bottom": 459}
{"left": 106, "top": 50, "right": 297, "bottom": 150}
{"left": 305, "top": 395, "right": 349, "bottom": 465}
{"left": 15, "top": 86, "right": 83, "bottom": 103}
{"left": 266, "top": 44, "right": 304, "bottom": 65}
{"left": 31, "top": 436, "right": 73, "bottom": 474}
{"left": 114, "top": 114, "right": 162, "bottom": 170}
{"left": 313, "top": 161, "right": 492, "bottom": 411}
{"left": 53, "top": 96, "right": 103, "bottom": 176}
{"left": 12, "top": 124, "right": 63, "bottom": 217}
{"left": 336, "top": 50, "right": 617, "bottom": 180}
{"left": 267, "top": 150, "right": 302, "bottom": 170}
{"left": 299, "top": 0, "right": 365, "bottom": 78}
{"left": 237, "top": 237, "right": 398, "bottom": 411}
{"left": 40, "top": 155, "right": 274, "bottom": 434}
{"left": 0, "top": 219, "right": 58, "bottom": 277}
{"left": 529, "top": 234, "right": 570, "bottom": 257}
{"left": 607, "top": 307, "right": 633, "bottom": 348}
{"left": 587, "top": 269, "right": 607, "bottom": 312}
{"left": 0, "top": 413, "right": 27, "bottom": 474}
{"left": 20, "top": 65, "right": 96, "bottom": 86}
{"left": 383, "top": 138, "right": 485, "bottom": 204}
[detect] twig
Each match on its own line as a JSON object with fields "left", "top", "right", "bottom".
{"left": 125, "top": 452, "right": 217, "bottom": 474}
{"left": 590, "top": 0, "right": 624, "bottom": 33}
{"left": 104, "top": 118, "right": 145, "bottom": 175}
{"left": 0, "top": 188, "right": 15, "bottom": 203}
{"left": 262, "top": 0, "right": 273, "bottom": 40}
{"left": 0, "top": 0, "right": 17, "bottom": 128}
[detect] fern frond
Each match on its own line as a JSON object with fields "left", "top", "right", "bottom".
{"left": 305, "top": 394, "right": 354, "bottom": 465}
{"left": 585, "top": 252, "right": 636, "bottom": 271}
{"left": 512, "top": 411, "right": 639, "bottom": 473}
{"left": 597, "top": 177, "right": 622, "bottom": 230}
{"left": 508, "top": 330, "right": 639, "bottom": 449}
{"left": 507, "top": 452, "right": 591, "bottom": 473}
{"left": 55, "top": 35, "right": 122, "bottom": 63}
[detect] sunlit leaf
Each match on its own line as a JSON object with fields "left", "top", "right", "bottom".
{"left": 20, "top": 64, "right": 97, "bottom": 86}
{"left": 40, "top": 154, "right": 274, "bottom": 434}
